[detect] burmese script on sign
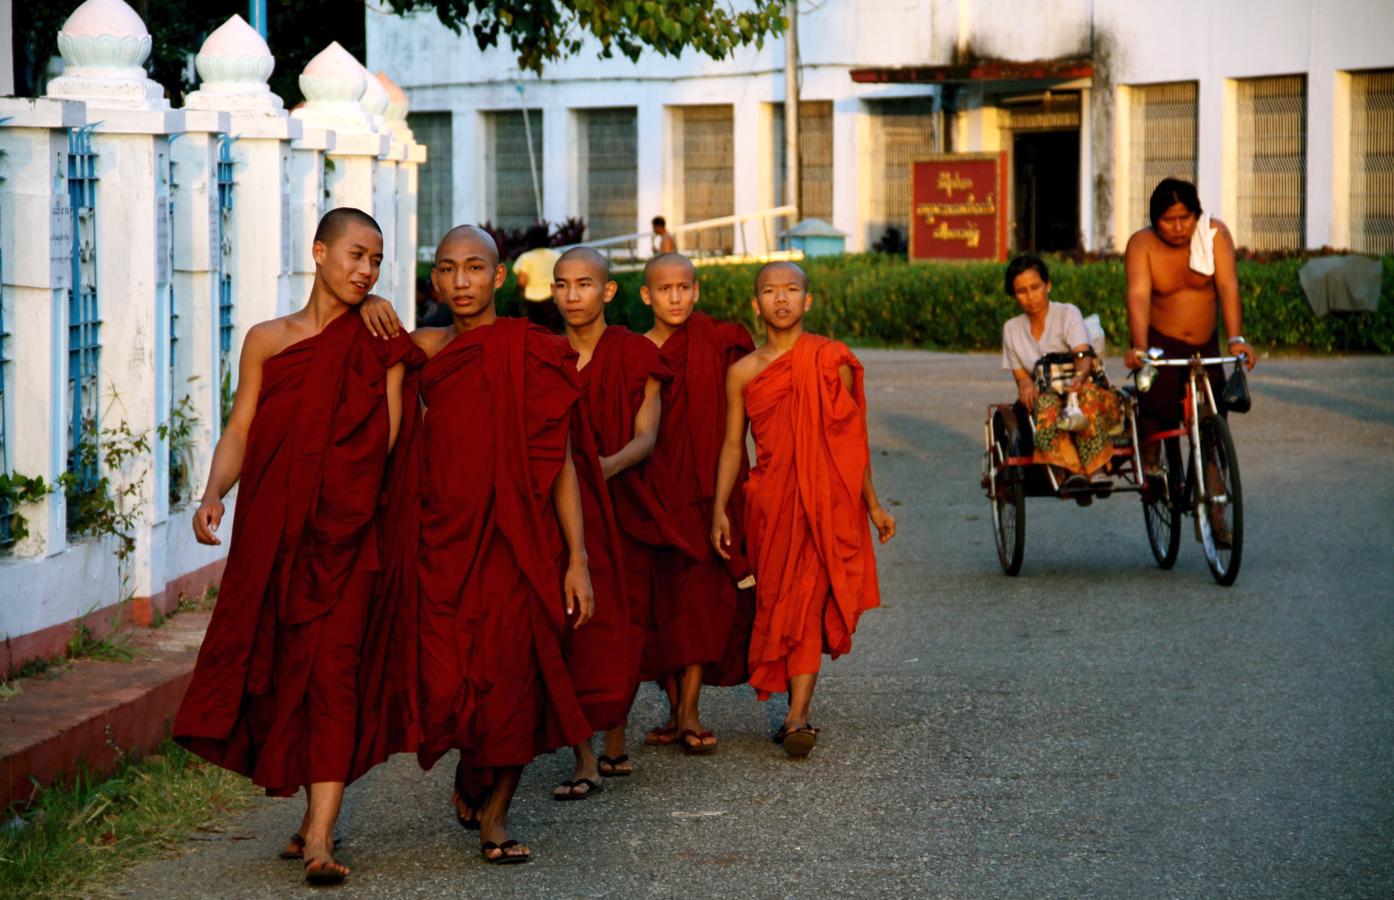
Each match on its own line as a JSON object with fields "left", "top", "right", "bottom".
{"left": 910, "top": 155, "right": 1005, "bottom": 261}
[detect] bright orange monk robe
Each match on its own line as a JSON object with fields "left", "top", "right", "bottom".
{"left": 647, "top": 312, "right": 756, "bottom": 685}
{"left": 174, "top": 314, "right": 422, "bottom": 796}
{"left": 742, "top": 333, "right": 881, "bottom": 700}
{"left": 373, "top": 317, "right": 593, "bottom": 801}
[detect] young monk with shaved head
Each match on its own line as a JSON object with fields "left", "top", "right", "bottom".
{"left": 175, "top": 208, "right": 421, "bottom": 885}
{"left": 548, "top": 247, "right": 690, "bottom": 796}
{"left": 641, "top": 253, "right": 757, "bottom": 754}
{"left": 365, "top": 226, "right": 595, "bottom": 865}
{"left": 712, "top": 261, "right": 896, "bottom": 757}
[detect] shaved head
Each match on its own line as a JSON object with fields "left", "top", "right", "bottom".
{"left": 556, "top": 246, "right": 611, "bottom": 281}
{"left": 643, "top": 251, "right": 695, "bottom": 285}
{"left": 436, "top": 224, "right": 500, "bottom": 267}
{"left": 314, "top": 207, "right": 382, "bottom": 245}
{"left": 755, "top": 260, "right": 808, "bottom": 292}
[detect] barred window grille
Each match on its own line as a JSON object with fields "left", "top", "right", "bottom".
{"left": 677, "top": 105, "right": 735, "bottom": 254}
{"left": 1128, "top": 82, "right": 1198, "bottom": 229}
{"left": 0, "top": 240, "right": 12, "bottom": 549}
{"left": 408, "top": 112, "right": 453, "bottom": 255}
{"left": 866, "top": 97, "right": 938, "bottom": 248}
{"left": 1350, "top": 69, "right": 1394, "bottom": 254}
{"left": 165, "top": 148, "right": 178, "bottom": 396}
{"left": 486, "top": 110, "right": 544, "bottom": 229}
{"left": 772, "top": 101, "right": 834, "bottom": 222}
{"left": 67, "top": 126, "right": 101, "bottom": 509}
{"left": 217, "top": 135, "right": 235, "bottom": 427}
{"left": 1236, "top": 75, "right": 1307, "bottom": 251}
{"left": 579, "top": 108, "right": 638, "bottom": 241}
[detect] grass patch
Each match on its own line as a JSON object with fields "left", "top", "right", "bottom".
{"left": 0, "top": 739, "right": 259, "bottom": 899}
{"left": 65, "top": 623, "right": 139, "bottom": 664}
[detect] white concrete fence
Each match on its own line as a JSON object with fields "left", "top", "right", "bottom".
{"left": 0, "top": 1, "right": 426, "bottom": 673}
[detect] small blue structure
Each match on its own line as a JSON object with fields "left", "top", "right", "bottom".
{"left": 781, "top": 217, "right": 847, "bottom": 257}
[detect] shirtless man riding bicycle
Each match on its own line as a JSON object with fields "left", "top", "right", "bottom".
{"left": 1124, "top": 178, "right": 1256, "bottom": 473}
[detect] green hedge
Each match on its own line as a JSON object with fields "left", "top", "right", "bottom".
{"left": 483, "top": 253, "right": 1394, "bottom": 353}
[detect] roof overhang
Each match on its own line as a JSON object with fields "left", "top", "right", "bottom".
{"left": 850, "top": 59, "right": 1093, "bottom": 85}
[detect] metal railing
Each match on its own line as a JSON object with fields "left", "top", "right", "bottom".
{"left": 67, "top": 125, "right": 101, "bottom": 502}
{"left": 217, "top": 135, "right": 235, "bottom": 427}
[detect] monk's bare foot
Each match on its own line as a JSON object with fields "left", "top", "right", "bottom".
{"left": 302, "top": 834, "right": 349, "bottom": 885}
{"left": 676, "top": 713, "right": 717, "bottom": 753}
{"left": 280, "top": 833, "right": 306, "bottom": 860}
{"left": 553, "top": 756, "right": 602, "bottom": 800}
{"left": 643, "top": 719, "right": 678, "bottom": 746}
{"left": 451, "top": 791, "right": 480, "bottom": 830}
{"left": 598, "top": 729, "right": 633, "bottom": 776}
{"left": 479, "top": 822, "right": 530, "bottom": 864}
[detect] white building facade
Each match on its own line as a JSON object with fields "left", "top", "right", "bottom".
{"left": 369, "top": 0, "right": 1392, "bottom": 257}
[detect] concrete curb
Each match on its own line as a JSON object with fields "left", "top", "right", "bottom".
{"left": 0, "top": 611, "right": 210, "bottom": 812}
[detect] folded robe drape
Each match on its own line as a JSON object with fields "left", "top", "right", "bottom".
{"left": 742, "top": 333, "right": 881, "bottom": 701}
{"left": 375, "top": 318, "right": 592, "bottom": 797}
{"left": 174, "top": 313, "right": 421, "bottom": 796}
{"left": 647, "top": 312, "right": 756, "bottom": 686}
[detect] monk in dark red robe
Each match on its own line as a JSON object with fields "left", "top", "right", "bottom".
{"left": 368, "top": 226, "right": 595, "bottom": 865}
{"left": 175, "top": 208, "right": 419, "bottom": 884}
{"left": 549, "top": 247, "right": 687, "bottom": 796}
{"left": 713, "top": 261, "right": 896, "bottom": 758}
{"left": 641, "top": 253, "right": 756, "bottom": 754}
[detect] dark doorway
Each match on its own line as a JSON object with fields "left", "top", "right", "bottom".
{"left": 1012, "top": 131, "right": 1080, "bottom": 252}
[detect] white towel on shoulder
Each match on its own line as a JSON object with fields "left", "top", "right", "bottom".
{"left": 1189, "top": 211, "right": 1217, "bottom": 276}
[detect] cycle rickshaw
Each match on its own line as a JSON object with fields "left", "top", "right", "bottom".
{"left": 981, "top": 345, "right": 1248, "bottom": 586}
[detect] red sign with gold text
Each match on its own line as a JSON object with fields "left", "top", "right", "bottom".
{"left": 908, "top": 153, "right": 1008, "bottom": 262}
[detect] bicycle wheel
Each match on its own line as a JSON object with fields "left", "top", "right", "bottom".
{"left": 1143, "top": 436, "right": 1182, "bottom": 569}
{"left": 992, "top": 466, "right": 1026, "bottom": 576}
{"left": 1197, "top": 415, "right": 1243, "bottom": 586}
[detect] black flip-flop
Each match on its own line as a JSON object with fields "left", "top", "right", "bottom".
{"left": 783, "top": 724, "right": 818, "bottom": 757}
{"left": 679, "top": 729, "right": 717, "bottom": 755}
{"left": 553, "top": 778, "right": 603, "bottom": 801}
{"left": 481, "top": 839, "right": 530, "bottom": 865}
{"left": 303, "top": 858, "right": 348, "bottom": 886}
{"left": 597, "top": 754, "right": 632, "bottom": 777}
{"left": 452, "top": 791, "right": 481, "bottom": 831}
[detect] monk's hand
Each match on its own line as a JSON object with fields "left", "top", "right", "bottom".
{"left": 359, "top": 294, "right": 403, "bottom": 340}
{"left": 869, "top": 505, "right": 897, "bottom": 545}
{"left": 711, "top": 510, "right": 733, "bottom": 560}
{"left": 1229, "top": 339, "right": 1256, "bottom": 371}
{"left": 565, "top": 558, "right": 595, "bottom": 629}
{"left": 598, "top": 455, "right": 618, "bottom": 480}
{"left": 192, "top": 498, "right": 225, "bottom": 545}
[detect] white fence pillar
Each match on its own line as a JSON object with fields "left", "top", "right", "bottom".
{"left": 0, "top": 98, "right": 87, "bottom": 563}
{"left": 45, "top": 0, "right": 186, "bottom": 608}
{"left": 380, "top": 72, "right": 423, "bottom": 327}
{"left": 288, "top": 126, "right": 333, "bottom": 306}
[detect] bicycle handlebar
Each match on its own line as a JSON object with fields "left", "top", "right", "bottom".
{"left": 1145, "top": 355, "right": 1244, "bottom": 367}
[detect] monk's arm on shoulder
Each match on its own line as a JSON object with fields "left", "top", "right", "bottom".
{"left": 359, "top": 293, "right": 403, "bottom": 339}
{"left": 602, "top": 377, "right": 662, "bottom": 479}
{"left": 1212, "top": 222, "right": 1253, "bottom": 368}
{"left": 1124, "top": 232, "right": 1152, "bottom": 365}
{"left": 552, "top": 436, "right": 595, "bottom": 626}
{"left": 711, "top": 362, "right": 752, "bottom": 556}
{"left": 385, "top": 362, "right": 405, "bottom": 452}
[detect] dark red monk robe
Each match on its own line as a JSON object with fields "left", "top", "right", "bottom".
{"left": 570, "top": 326, "right": 688, "bottom": 716}
{"left": 403, "top": 318, "right": 593, "bottom": 798}
{"left": 647, "top": 312, "right": 756, "bottom": 686}
{"left": 174, "top": 314, "right": 421, "bottom": 797}
{"left": 565, "top": 369, "right": 632, "bottom": 733}
{"left": 742, "top": 333, "right": 881, "bottom": 700}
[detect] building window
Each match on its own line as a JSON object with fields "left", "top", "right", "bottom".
{"left": 216, "top": 136, "right": 235, "bottom": 428}
{"left": 866, "top": 97, "right": 939, "bottom": 249}
{"left": 485, "top": 110, "right": 544, "bottom": 229}
{"left": 772, "top": 100, "right": 834, "bottom": 222}
{"left": 675, "top": 105, "right": 735, "bottom": 254}
{"left": 1235, "top": 75, "right": 1307, "bottom": 251}
{"left": 409, "top": 112, "right": 453, "bottom": 256}
{"left": 578, "top": 107, "right": 638, "bottom": 241}
{"left": 1349, "top": 69, "right": 1394, "bottom": 254}
{"left": 1128, "top": 81, "right": 1198, "bottom": 230}
{"left": 66, "top": 126, "right": 102, "bottom": 526}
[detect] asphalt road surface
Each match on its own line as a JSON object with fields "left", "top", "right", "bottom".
{"left": 101, "top": 351, "right": 1394, "bottom": 899}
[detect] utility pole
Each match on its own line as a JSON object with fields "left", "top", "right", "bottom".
{"left": 784, "top": 0, "right": 800, "bottom": 224}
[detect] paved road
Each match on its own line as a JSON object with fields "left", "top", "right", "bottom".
{"left": 102, "top": 352, "right": 1394, "bottom": 898}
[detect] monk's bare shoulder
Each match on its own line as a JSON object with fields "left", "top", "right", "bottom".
{"left": 242, "top": 318, "right": 293, "bottom": 364}
{"left": 726, "top": 348, "right": 770, "bottom": 392}
{"left": 410, "top": 326, "right": 453, "bottom": 358}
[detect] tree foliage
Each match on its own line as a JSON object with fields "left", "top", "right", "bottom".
{"left": 382, "top": 0, "right": 788, "bottom": 74}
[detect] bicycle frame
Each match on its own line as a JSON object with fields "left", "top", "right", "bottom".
{"left": 1138, "top": 355, "right": 1241, "bottom": 511}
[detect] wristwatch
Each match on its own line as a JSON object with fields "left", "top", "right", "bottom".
{"left": 1228, "top": 335, "right": 1248, "bottom": 344}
